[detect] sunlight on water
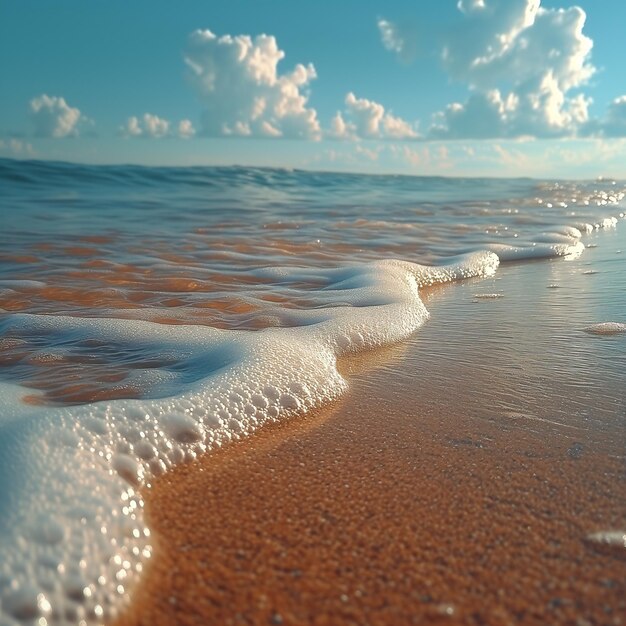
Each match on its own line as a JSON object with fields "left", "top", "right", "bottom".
{"left": 0, "top": 159, "right": 624, "bottom": 624}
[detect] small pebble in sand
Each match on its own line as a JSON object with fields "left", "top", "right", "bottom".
{"left": 586, "top": 531, "right": 626, "bottom": 548}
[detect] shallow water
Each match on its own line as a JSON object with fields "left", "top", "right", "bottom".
{"left": 1, "top": 159, "right": 622, "bottom": 329}
{"left": 0, "top": 158, "right": 624, "bottom": 625}
{"left": 409, "top": 224, "right": 626, "bottom": 437}
{"left": 1, "top": 159, "right": 623, "bottom": 408}
{"left": 118, "top": 226, "right": 626, "bottom": 626}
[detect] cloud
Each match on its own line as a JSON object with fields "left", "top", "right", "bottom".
{"left": 313, "top": 143, "right": 454, "bottom": 174}
{"left": 329, "top": 112, "right": 353, "bottom": 140}
{"left": 120, "top": 114, "right": 195, "bottom": 139}
{"left": 122, "top": 117, "right": 142, "bottom": 138}
{"left": 121, "top": 113, "right": 169, "bottom": 138}
{"left": 452, "top": 3, "right": 593, "bottom": 90}
{"left": 330, "top": 92, "right": 418, "bottom": 140}
{"left": 377, "top": 18, "right": 418, "bottom": 63}
{"left": 355, "top": 144, "right": 383, "bottom": 161}
{"left": 29, "top": 95, "right": 87, "bottom": 137}
{"left": 0, "top": 138, "right": 35, "bottom": 156}
{"left": 430, "top": 82, "right": 591, "bottom": 140}
{"left": 378, "top": 18, "right": 406, "bottom": 56}
{"left": 178, "top": 119, "right": 196, "bottom": 139}
{"left": 184, "top": 29, "right": 320, "bottom": 139}
{"left": 388, "top": 144, "right": 453, "bottom": 169}
{"left": 430, "top": 0, "right": 596, "bottom": 139}
{"left": 457, "top": 0, "right": 487, "bottom": 13}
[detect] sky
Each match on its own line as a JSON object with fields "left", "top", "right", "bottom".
{"left": 1, "top": 0, "right": 626, "bottom": 178}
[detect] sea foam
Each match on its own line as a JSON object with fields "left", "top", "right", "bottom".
{"left": 583, "top": 322, "right": 626, "bottom": 335}
{"left": 1, "top": 160, "right": 625, "bottom": 625}
{"left": 0, "top": 253, "right": 498, "bottom": 625}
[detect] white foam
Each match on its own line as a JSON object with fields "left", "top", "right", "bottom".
{"left": 487, "top": 240, "right": 585, "bottom": 261}
{"left": 583, "top": 322, "right": 626, "bottom": 335}
{"left": 480, "top": 212, "right": 624, "bottom": 264}
{"left": 0, "top": 252, "right": 499, "bottom": 625}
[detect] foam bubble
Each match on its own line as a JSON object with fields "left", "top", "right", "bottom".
{"left": 160, "top": 413, "right": 204, "bottom": 444}
{"left": 1, "top": 585, "right": 51, "bottom": 621}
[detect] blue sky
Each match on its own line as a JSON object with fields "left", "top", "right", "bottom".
{"left": 1, "top": 0, "right": 625, "bottom": 177}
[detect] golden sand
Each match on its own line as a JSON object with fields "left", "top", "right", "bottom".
{"left": 114, "top": 335, "right": 626, "bottom": 626}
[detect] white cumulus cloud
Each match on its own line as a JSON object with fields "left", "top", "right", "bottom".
{"left": 184, "top": 29, "right": 320, "bottom": 139}
{"left": 121, "top": 113, "right": 170, "bottom": 138}
{"left": 120, "top": 113, "right": 170, "bottom": 139}
{"left": 457, "top": 0, "right": 487, "bottom": 13}
{"left": 378, "top": 18, "right": 405, "bottom": 55}
{"left": 0, "top": 138, "right": 35, "bottom": 156}
{"left": 330, "top": 92, "right": 418, "bottom": 140}
{"left": 120, "top": 114, "right": 196, "bottom": 139}
{"left": 29, "top": 95, "right": 86, "bottom": 138}
{"left": 377, "top": 17, "right": 418, "bottom": 63}
{"left": 177, "top": 119, "right": 196, "bottom": 139}
{"left": 431, "top": 0, "right": 596, "bottom": 139}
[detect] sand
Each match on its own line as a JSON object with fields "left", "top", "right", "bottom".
{"left": 113, "top": 257, "right": 626, "bottom": 626}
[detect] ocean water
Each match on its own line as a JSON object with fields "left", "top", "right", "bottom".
{"left": 0, "top": 158, "right": 624, "bottom": 624}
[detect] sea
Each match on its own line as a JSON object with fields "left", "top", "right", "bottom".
{"left": 0, "top": 157, "right": 624, "bottom": 624}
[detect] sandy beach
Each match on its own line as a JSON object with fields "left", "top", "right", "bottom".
{"left": 3, "top": 3, "right": 626, "bottom": 624}
{"left": 115, "top": 244, "right": 626, "bottom": 626}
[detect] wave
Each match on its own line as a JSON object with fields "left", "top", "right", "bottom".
{"left": 0, "top": 252, "right": 501, "bottom": 623}
{"left": 0, "top": 159, "right": 624, "bottom": 624}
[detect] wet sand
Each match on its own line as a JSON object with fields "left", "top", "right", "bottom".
{"left": 115, "top": 241, "right": 626, "bottom": 626}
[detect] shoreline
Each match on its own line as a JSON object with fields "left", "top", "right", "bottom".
{"left": 1, "top": 164, "right": 625, "bottom": 626}
{"left": 114, "top": 239, "right": 626, "bottom": 626}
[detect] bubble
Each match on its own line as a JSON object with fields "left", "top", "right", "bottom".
{"left": 289, "top": 382, "right": 309, "bottom": 396}
{"left": 149, "top": 458, "right": 167, "bottom": 476}
{"left": 263, "top": 385, "right": 280, "bottom": 401}
{"left": 169, "top": 447, "right": 184, "bottom": 464}
{"left": 63, "top": 574, "right": 90, "bottom": 602}
{"left": 28, "top": 517, "right": 65, "bottom": 546}
{"left": 112, "top": 454, "right": 143, "bottom": 486}
{"left": 134, "top": 440, "right": 156, "bottom": 461}
{"left": 279, "top": 394, "right": 300, "bottom": 411}
{"left": 118, "top": 426, "right": 142, "bottom": 444}
{"left": 2, "top": 586, "right": 50, "bottom": 620}
{"left": 243, "top": 404, "right": 257, "bottom": 417}
{"left": 126, "top": 407, "right": 148, "bottom": 422}
{"left": 228, "top": 419, "right": 243, "bottom": 433}
{"left": 336, "top": 335, "right": 351, "bottom": 350}
{"left": 160, "top": 413, "right": 203, "bottom": 444}
{"left": 55, "top": 430, "right": 81, "bottom": 448}
{"left": 82, "top": 417, "right": 108, "bottom": 436}
{"left": 206, "top": 413, "right": 223, "bottom": 428}
{"left": 250, "top": 394, "right": 268, "bottom": 409}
